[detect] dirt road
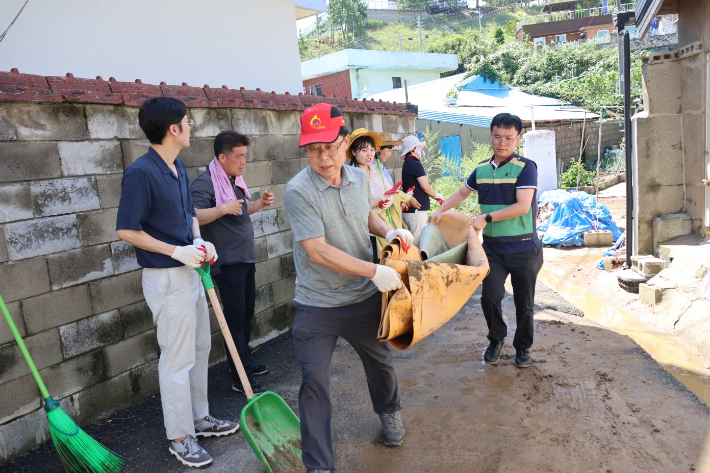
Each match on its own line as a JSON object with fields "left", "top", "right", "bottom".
{"left": 2, "top": 281, "right": 709, "bottom": 472}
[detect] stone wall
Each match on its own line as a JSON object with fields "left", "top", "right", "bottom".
{"left": 0, "top": 73, "right": 415, "bottom": 462}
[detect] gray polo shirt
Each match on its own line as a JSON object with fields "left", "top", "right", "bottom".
{"left": 284, "top": 164, "right": 378, "bottom": 308}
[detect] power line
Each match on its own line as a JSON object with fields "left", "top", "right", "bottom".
{"left": 0, "top": 0, "right": 29, "bottom": 44}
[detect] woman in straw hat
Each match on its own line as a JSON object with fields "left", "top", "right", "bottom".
{"left": 348, "top": 128, "right": 418, "bottom": 262}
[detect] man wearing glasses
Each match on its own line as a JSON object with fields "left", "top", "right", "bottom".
{"left": 116, "top": 97, "right": 238, "bottom": 469}
{"left": 284, "top": 103, "right": 413, "bottom": 473}
{"left": 428, "top": 113, "right": 543, "bottom": 369}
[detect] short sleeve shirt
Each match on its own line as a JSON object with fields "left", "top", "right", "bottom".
{"left": 284, "top": 165, "right": 378, "bottom": 308}
{"left": 116, "top": 147, "right": 196, "bottom": 268}
{"left": 190, "top": 168, "right": 257, "bottom": 275}
{"left": 402, "top": 156, "right": 430, "bottom": 213}
{"left": 465, "top": 155, "right": 540, "bottom": 254}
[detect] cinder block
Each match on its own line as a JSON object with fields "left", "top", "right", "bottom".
{"left": 119, "top": 301, "right": 154, "bottom": 338}
{"left": 4, "top": 215, "right": 80, "bottom": 260}
{"left": 190, "top": 108, "right": 231, "bottom": 138}
{"left": 255, "top": 284, "right": 273, "bottom": 314}
{"left": 371, "top": 114, "right": 383, "bottom": 133}
{"left": 102, "top": 329, "right": 158, "bottom": 378}
{"left": 268, "top": 183, "right": 286, "bottom": 209}
{"left": 47, "top": 244, "right": 114, "bottom": 290}
{"left": 271, "top": 160, "right": 301, "bottom": 185}
{"left": 0, "top": 106, "right": 16, "bottom": 141}
{"left": 23, "top": 284, "right": 93, "bottom": 334}
{"left": 257, "top": 257, "right": 281, "bottom": 285}
{"left": 58, "top": 141, "right": 123, "bottom": 176}
{"left": 96, "top": 174, "right": 123, "bottom": 208}
{"left": 231, "top": 109, "right": 268, "bottom": 135}
{"left": 280, "top": 253, "right": 296, "bottom": 279}
{"left": 299, "top": 158, "right": 309, "bottom": 171}
{"left": 39, "top": 350, "right": 105, "bottom": 400}
{"left": 66, "top": 368, "right": 133, "bottom": 427}
{"left": 0, "top": 374, "right": 40, "bottom": 425}
{"left": 251, "top": 302, "right": 293, "bottom": 341}
{"left": 0, "top": 142, "right": 61, "bottom": 183}
{"left": 350, "top": 113, "right": 374, "bottom": 132}
{"left": 583, "top": 230, "right": 613, "bottom": 247}
{"left": 85, "top": 105, "right": 142, "bottom": 139}
{"left": 59, "top": 310, "right": 123, "bottom": 359}
{"left": 30, "top": 177, "right": 100, "bottom": 217}
{"left": 0, "top": 407, "right": 50, "bottom": 462}
{"left": 255, "top": 236, "right": 268, "bottom": 261}
{"left": 639, "top": 283, "right": 663, "bottom": 306}
{"left": 127, "top": 359, "right": 160, "bottom": 399}
{"left": 252, "top": 209, "right": 280, "bottom": 238}
{"left": 631, "top": 254, "right": 656, "bottom": 272}
{"left": 89, "top": 270, "right": 143, "bottom": 313}
{"left": 266, "top": 230, "right": 293, "bottom": 259}
{"left": 242, "top": 161, "right": 271, "bottom": 187}
{"left": 603, "top": 256, "right": 615, "bottom": 272}
{"left": 111, "top": 240, "right": 139, "bottom": 274}
{"left": 177, "top": 138, "right": 214, "bottom": 168}
{"left": 383, "top": 115, "right": 407, "bottom": 135}
{"left": 254, "top": 260, "right": 270, "bottom": 288}
{"left": 0, "top": 301, "right": 24, "bottom": 345}
{"left": 277, "top": 207, "right": 290, "bottom": 231}
{"left": 0, "top": 182, "right": 33, "bottom": 223}
{"left": 252, "top": 135, "right": 285, "bottom": 162}
{"left": 638, "top": 257, "right": 670, "bottom": 278}
{"left": 120, "top": 139, "right": 151, "bottom": 168}
{"left": 266, "top": 110, "right": 300, "bottom": 135}
{"left": 250, "top": 307, "right": 274, "bottom": 342}
{"left": 283, "top": 135, "right": 305, "bottom": 160}
{"left": 77, "top": 208, "right": 119, "bottom": 246}
{"left": 653, "top": 213, "right": 692, "bottom": 252}
{"left": 209, "top": 331, "right": 226, "bottom": 365}
{"left": 0, "top": 328, "right": 62, "bottom": 384}
{"left": 0, "top": 258, "right": 50, "bottom": 303}
{"left": 12, "top": 103, "right": 88, "bottom": 141}
{"left": 272, "top": 276, "right": 296, "bottom": 306}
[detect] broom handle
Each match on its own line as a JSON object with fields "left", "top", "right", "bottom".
{"left": 0, "top": 293, "right": 51, "bottom": 399}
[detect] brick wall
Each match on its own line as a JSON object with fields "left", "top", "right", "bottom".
{"left": 303, "top": 70, "right": 353, "bottom": 99}
{"left": 0, "top": 70, "right": 415, "bottom": 461}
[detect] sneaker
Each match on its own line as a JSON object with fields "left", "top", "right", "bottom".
{"left": 379, "top": 411, "right": 405, "bottom": 447}
{"left": 251, "top": 363, "right": 269, "bottom": 376}
{"left": 194, "top": 414, "right": 239, "bottom": 438}
{"left": 515, "top": 349, "right": 532, "bottom": 368}
{"left": 232, "top": 376, "right": 266, "bottom": 395}
{"left": 169, "top": 435, "right": 212, "bottom": 468}
{"left": 484, "top": 340, "right": 503, "bottom": 364}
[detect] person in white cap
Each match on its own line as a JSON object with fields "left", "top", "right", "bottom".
{"left": 400, "top": 135, "right": 444, "bottom": 246}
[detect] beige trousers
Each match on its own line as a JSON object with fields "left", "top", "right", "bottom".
{"left": 142, "top": 266, "right": 211, "bottom": 441}
{"left": 402, "top": 210, "right": 429, "bottom": 247}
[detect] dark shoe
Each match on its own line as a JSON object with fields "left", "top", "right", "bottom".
{"left": 307, "top": 470, "right": 331, "bottom": 472}
{"left": 169, "top": 436, "right": 212, "bottom": 468}
{"left": 484, "top": 340, "right": 503, "bottom": 364}
{"left": 194, "top": 414, "right": 239, "bottom": 438}
{"left": 515, "top": 349, "right": 532, "bottom": 368}
{"left": 232, "top": 376, "right": 266, "bottom": 395}
{"left": 251, "top": 363, "right": 269, "bottom": 376}
{"left": 379, "top": 411, "right": 405, "bottom": 447}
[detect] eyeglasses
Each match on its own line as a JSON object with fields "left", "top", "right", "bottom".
{"left": 175, "top": 119, "right": 195, "bottom": 130}
{"left": 491, "top": 136, "right": 519, "bottom": 145}
{"left": 305, "top": 137, "right": 345, "bottom": 158}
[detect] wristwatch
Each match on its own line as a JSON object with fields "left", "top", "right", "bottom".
{"left": 485, "top": 213, "right": 493, "bottom": 223}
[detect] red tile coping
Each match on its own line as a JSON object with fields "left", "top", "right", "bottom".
{"left": 0, "top": 69, "right": 412, "bottom": 115}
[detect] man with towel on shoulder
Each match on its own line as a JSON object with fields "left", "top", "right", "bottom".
{"left": 191, "top": 131, "right": 275, "bottom": 395}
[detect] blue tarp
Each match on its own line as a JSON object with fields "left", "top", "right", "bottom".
{"left": 537, "top": 190, "right": 622, "bottom": 247}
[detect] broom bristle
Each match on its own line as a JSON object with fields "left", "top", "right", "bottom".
{"left": 47, "top": 407, "right": 126, "bottom": 473}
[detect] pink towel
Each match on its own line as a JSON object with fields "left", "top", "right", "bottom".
{"left": 209, "top": 157, "right": 251, "bottom": 215}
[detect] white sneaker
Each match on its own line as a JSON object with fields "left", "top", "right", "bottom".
{"left": 169, "top": 435, "right": 213, "bottom": 468}
{"left": 194, "top": 414, "right": 240, "bottom": 438}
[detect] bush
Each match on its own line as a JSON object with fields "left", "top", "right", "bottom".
{"left": 560, "top": 160, "right": 596, "bottom": 188}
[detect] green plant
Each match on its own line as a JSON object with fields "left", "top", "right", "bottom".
{"left": 493, "top": 27, "right": 505, "bottom": 45}
{"left": 560, "top": 160, "right": 597, "bottom": 188}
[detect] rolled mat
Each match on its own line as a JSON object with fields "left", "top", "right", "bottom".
{"left": 378, "top": 211, "right": 490, "bottom": 350}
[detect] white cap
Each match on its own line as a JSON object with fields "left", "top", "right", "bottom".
{"left": 401, "top": 135, "right": 426, "bottom": 157}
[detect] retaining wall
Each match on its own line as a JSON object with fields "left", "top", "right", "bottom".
{"left": 0, "top": 70, "right": 415, "bottom": 462}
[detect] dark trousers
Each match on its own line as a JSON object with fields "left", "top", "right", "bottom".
{"left": 480, "top": 245, "right": 544, "bottom": 351}
{"left": 213, "top": 263, "right": 256, "bottom": 378}
{"left": 292, "top": 292, "right": 401, "bottom": 470}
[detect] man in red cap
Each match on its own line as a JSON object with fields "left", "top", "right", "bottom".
{"left": 284, "top": 103, "right": 413, "bottom": 473}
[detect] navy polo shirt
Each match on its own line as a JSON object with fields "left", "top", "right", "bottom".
{"left": 116, "top": 147, "right": 196, "bottom": 268}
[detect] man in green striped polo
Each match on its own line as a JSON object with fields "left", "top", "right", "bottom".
{"left": 428, "top": 113, "right": 543, "bottom": 368}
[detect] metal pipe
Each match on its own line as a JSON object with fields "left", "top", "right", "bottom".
{"left": 620, "top": 28, "right": 633, "bottom": 267}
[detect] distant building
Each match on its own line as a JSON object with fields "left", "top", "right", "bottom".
{"left": 301, "top": 49, "right": 458, "bottom": 99}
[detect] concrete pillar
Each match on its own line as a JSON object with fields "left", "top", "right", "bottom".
{"left": 522, "top": 130, "right": 557, "bottom": 195}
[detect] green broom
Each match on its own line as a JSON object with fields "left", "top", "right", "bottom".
{"left": 0, "top": 292, "right": 125, "bottom": 472}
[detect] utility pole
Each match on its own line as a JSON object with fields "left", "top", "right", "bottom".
{"left": 399, "top": 33, "right": 403, "bottom": 51}
{"left": 472, "top": 10, "right": 482, "bottom": 36}
{"left": 418, "top": 15, "right": 422, "bottom": 52}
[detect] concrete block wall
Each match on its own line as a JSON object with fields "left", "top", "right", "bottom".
{"left": 0, "top": 73, "right": 415, "bottom": 461}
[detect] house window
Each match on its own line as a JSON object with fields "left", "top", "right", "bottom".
{"left": 596, "top": 30, "right": 610, "bottom": 43}
{"left": 533, "top": 37, "right": 546, "bottom": 47}
{"left": 555, "top": 34, "right": 567, "bottom": 43}
{"left": 392, "top": 77, "right": 402, "bottom": 89}
{"left": 309, "top": 84, "right": 323, "bottom": 96}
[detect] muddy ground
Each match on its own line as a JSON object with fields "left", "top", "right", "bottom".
{"left": 3, "top": 278, "right": 710, "bottom": 473}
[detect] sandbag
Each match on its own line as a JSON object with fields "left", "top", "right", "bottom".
{"left": 378, "top": 211, "right": 489, "bottom": 350}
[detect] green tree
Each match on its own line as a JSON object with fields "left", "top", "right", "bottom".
{"left": 328, "top": 0, "right": 368, "bottom": 41}
{"left": 493, "top": 27, "right": 505, "bottom": 44}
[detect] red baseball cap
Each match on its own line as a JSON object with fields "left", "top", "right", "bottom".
{"left": 300, "top": 103, "right": 346, "bottom": 146}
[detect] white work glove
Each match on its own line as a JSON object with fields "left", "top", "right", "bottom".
{"left": 386, "top": 229, "right": 414, "bottom": 249}
{"left": 171, "top": 244, "right": 206, "bottom": 268}
{"left": 378, "top": 196, "right": 394, "bottom": 210}
{"left": 193, "top": 237, "right": 218, "bottom": 263}
{"left": 370, "top": 264, "right": 403, "bottom": 292}
{"left": 434, "top": 192, "right": 444, "bottom": 201}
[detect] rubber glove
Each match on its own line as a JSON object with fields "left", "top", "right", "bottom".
{"left": 378, "top": 196, "right": 394, "bottom": 210}
{"left": 386, "top": 229, "right": 414, "bottom": 249}
{"left": 193, "top": 237, "right": 218, "bottom": 263}
{"left": 171, "top": 245, "right": 205, "bottom": 268}
{"left": 434, "top": 192, "right": 444, "bottom": 201}
{"left": 370, "top": 264, "right": 403, "bottom": 292}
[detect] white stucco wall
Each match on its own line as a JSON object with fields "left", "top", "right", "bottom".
{"left": 350, "top": 69, "right": 444, "bottom": 99}
{"left": 0, "top": 0, "right": 307, "bottom": 94}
